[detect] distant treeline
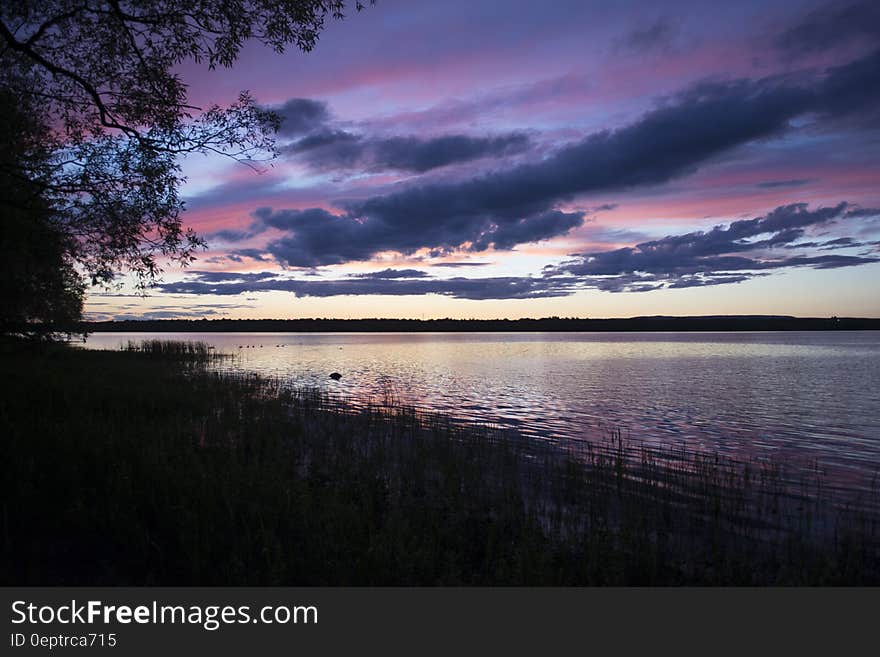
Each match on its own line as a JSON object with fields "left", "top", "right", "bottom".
{"left": 80, "top": 316, "right": 880, "bottom": 333}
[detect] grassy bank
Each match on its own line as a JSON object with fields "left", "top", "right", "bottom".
{"left": 1, "top": 342, "right": 878, "bottom": 585}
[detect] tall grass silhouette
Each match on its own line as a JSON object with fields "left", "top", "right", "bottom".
{"left": 121, "top": 339, "right": 217, "bottom": 360}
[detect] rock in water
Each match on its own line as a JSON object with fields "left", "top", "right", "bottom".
{"left": 329, "top": 372, "right": 342, "bottom": 380}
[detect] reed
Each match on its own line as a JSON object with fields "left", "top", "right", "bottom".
{"left": 121, "top": 339, "right": 220, "bottom": 361}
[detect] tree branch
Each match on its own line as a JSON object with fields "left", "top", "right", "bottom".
{"left": 23, "top": 5, "right": 88, "bottom": 47}
{"left": 0, "top": 17, "right": 140, "bottom": 138}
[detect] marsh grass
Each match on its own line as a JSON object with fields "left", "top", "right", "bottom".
{"left": 121, "top": 339, "right": 221, "bottom": 361}
{"left": 1, "top": 342, "right": 878, "bottom": 584}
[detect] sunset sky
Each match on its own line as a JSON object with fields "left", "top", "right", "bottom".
{"left": 86, "top": 0, "right": 880, "bottom": 321}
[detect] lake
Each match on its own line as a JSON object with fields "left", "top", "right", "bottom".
{"left": 83, "top": 331, "right": 880, "bottom": 488}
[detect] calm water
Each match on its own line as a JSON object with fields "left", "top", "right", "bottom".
{"left": 84, "top": 331, "right": 880, "bottom": 483}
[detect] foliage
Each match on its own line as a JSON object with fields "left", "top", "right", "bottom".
{"left": 0, "top": 1, "right": 368, "bottom": 287}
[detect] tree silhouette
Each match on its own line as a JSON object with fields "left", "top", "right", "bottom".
{"left": 0, "top": 87, "right": 84, "bottom": 338}
{"left": 0, "top": 1, "right": 368, "bottom": 297}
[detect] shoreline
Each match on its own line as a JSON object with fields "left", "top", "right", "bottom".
{"left": 78, "top": 316, "right": 880, "bottom": 333}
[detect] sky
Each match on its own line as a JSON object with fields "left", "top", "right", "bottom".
{"left": 86, "top": 0, "right": 880, "bottom": 321}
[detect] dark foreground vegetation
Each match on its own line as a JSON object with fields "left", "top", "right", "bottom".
{"left": 82, "top": 315, "right": 880, "bottom": 333}
{"left": 2, "top": 341, "right": 878, "bottom": 585}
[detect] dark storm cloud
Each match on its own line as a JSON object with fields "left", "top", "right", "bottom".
{"left": 821, "top": 237, "right": 858, "bottom": 247}
{"left": 290, "top": 128, "right": 360, "bottom": 152}
{"left": 206, "top": 225, "right": 267, "bottom": 243}
{"left": 273, "top": 97, "right": 531, "bottom": 173}
{"left": 261, "top": 207, "right": 388, "bottom": 267}
{"left": 299, "top": 50, "right": 876, "bottom": 266}
{"left": 276, "top": 98, "right": 333, "bottom": 137}
{"left": 290, "top": 132, "right": 532, "bottom": 173}
{"left": 666, "top": 275, "right": 755, "bottom": 289}
{"left": 203, "top": 249, "right": 272, "bottom": 264}
{"left": 216, "top": 51, "right": 880, "bottom": 269}
{"left": 218, "top": 206, "right": 587, "bottom": 268}
{"left": 548, "top": 202, "right": 880, "bottom": 292}
{"left": 346, "top": 78, "right": 805, "bottom": 235}
{"left": 230, "top": 248, "right": 271, "bottom": 262}
{"left": 322, "top": 67, "right": 797, "bottom": 262}
{"left": 349, "top": 268, "right": 430, "bottom": 279}
{"left": 160, "top": 202, "right": 880, "bottom": 300}
{"left": 180, "top": 270, "right": 281, "bottom": 283}
{"left": 815, "top": 49, "right": 880, "bottom": 118}
{"left": 813, "top": 237, "right": 875, "bottom": 251}
{"left": 846, "top": 207, "right": 880, "bottom": 219}
{"left": 157, "top": 272, "right": 574, "bottom": 301}
{"left": 468, "top": 210, "right": 584, "bottom": 251}
{"left": 99, "top": 299, "right": 256, "bottom": 320}
{"left": 776, "top": 1, "right": 880, "bottom": 55}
